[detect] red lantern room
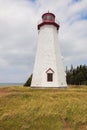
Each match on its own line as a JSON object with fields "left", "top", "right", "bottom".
{"left": 38, "top": 12, "right": 60, "bottom": 30}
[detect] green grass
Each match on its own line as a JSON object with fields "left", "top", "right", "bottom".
{"left": 0, "top": 86, "right": 87, "bottom": 130}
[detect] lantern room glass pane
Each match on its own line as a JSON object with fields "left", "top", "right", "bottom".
{"left": 43, "top": 15, "right": 54, "bottom": 21}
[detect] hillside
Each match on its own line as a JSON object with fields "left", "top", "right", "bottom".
{"left": 0, "top": 86, "right": 87, "bottom": 130}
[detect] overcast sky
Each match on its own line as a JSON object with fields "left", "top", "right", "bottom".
{"left": 0, "top": 0, "right": 87, "bottom": 83}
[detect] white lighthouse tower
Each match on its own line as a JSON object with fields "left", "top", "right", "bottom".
{"left": 31, "top": 12, "right": 67, "bottom": 87}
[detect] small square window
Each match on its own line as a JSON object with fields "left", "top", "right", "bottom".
{"left": 47, "top": 73, "right": 53, "bottom": 82}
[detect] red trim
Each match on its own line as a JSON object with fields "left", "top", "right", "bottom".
{"left": 46, "top": 68, "right": 54, "bottom": 74}
{"left": 38, "top": 21, "right": 59, "bottom": 30}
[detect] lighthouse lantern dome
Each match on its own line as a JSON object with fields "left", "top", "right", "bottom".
{"left": 38, "top": 12, "right": 60, "bottom": 30}
{"left": 42, "top": 12, "right": 55, "bottom": 22}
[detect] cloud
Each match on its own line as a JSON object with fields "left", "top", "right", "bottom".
{"left": 0, "top": 0, "right": 87, "bottom": 82}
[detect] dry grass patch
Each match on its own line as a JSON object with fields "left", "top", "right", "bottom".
{"left": 0, "top": 86, "right": 87, "bottom": 130}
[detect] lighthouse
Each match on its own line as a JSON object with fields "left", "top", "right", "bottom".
{"left": 31, "top": 12, "right": 67, "bottom": 87}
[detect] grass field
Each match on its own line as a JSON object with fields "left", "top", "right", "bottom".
{"left": 0, "top": 86, "right": 87, "bottom": 130}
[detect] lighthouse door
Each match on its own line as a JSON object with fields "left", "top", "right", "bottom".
{"left": 46, "top": 68, "right": 54, "bottom": 82}
{"left": 47, "top": 73, "right": 53, "bottom": 82}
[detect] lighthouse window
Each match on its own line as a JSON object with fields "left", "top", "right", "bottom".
{"left": 43, "top": 15, "right": 47, "bottom": 20}
{"left": 43, "top": 14, "right": 55, "bottom": 21}
{"left": 46, "top": 15, "right": 53, "bottom": 20}
{"left": 47, "top": 73, "right": 53, "bottom": 82}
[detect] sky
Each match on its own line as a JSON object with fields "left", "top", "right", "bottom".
{"left": 0, "top": 0, "right": 87, "bottom": 83}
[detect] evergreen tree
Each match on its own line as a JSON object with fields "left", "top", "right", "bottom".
{"left": 66, "top": 65, "right": 87, "bottom": 85}
{"left": 24, "top": 74, "right": 32, "bottom": 87}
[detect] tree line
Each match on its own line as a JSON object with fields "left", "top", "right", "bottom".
{"left": 66, "top": 65, "right": 87, "bottom": 85}
{"left": 24, "top": 65, "right": 87, "bottom": 86}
